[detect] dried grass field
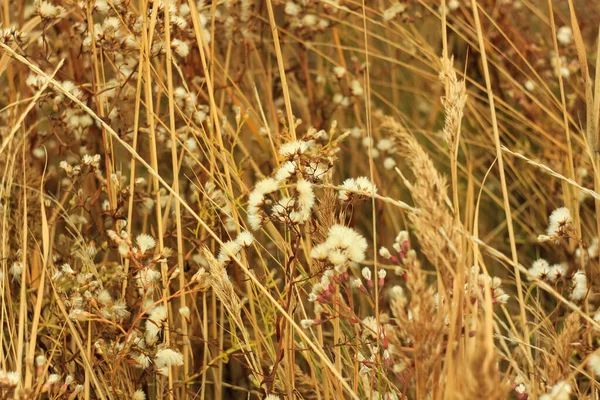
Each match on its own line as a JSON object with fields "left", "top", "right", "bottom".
{"left": 0, "top": 0, "right": 600, "bottom": 399}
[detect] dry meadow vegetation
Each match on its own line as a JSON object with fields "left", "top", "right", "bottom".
{"left": 0, "top": 0, "right": 599, "bottom": 399}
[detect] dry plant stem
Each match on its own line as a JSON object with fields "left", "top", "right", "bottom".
{"left": 163, "top": 2, "right": 189, "bottom": 387}
{"left": 141, "top": 0, "right": 173, "bottom": 395}
{"left": 594, "top": 32, "right": 600, "bottom": 336}
{"left": 194, "top": 0, "right": 218, "bottom": 186}
{"left": 563, "top": 3, "right": 599, "bottom": 394}
{"left": 441, "top": 58, "right": 467, "bottom": 395}
{"left": 122, "top": 46, "right": 145, "bottom": 297}
{"left": 200, "top": 292, "right": 208, "bottom": 400}
{"left": 0, "top": 137, "right": 20, "bottom": 368}
{"left": 564, "top": 0, "right": 594, "bottom": 151}
{"left": 502, "top": 147, "right": 600, "bottom": 201}
{"left": 360, "top": 0, "right": 382, "bottom": 394}
{"left": 85, "top": 2, "right": 116, "bottom": 211}
{"left": 2, "top": 0, "right": 15, "bottom": 105}
{"left": 264, "top": 0, "right": 296, "bottom": 141}
{"left": 594, "top": 29, "right": 600, "bottom": 156}
{"left": 470, "top": 0, "right": 532, "bottom": 371}
{"left": 0, "top": 149, "right": 11, "bottom": 372}
{"left": 547, "top": 0, "right": 579, "bottom": 248}
{"left": 189, "top": 1, "right": 257, "bottom": 394}
{"left": 15, "top": 140, "right": 27, "bottom": 399}
{"left": 473, "top": 158, "right": 499, "bottom": 369}
{"left": 23, "top": 157, "right": 50, "bottom": 390}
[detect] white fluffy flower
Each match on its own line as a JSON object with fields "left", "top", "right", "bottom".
{"left": 37, "top": 1, "right": 66, "bottom": 20}
{"left": 136, "top": 234, "right": 156, "bottom": 254}
{"left": 132, "top": 390, "right": 147, "bottom": 400}
{"left": 546, "top": 264, "right": 565, "bottom": 282}
{"left": 103, "top": 17, "right": 120, "bottom": 32}
{"left": 362, "top": 267, "right": 372, "bottom": 281}
{"left": 545, "top": 207, "right": 571, "bottom": 237}
{"left": 178, "top": 306, "right": 190, "bottom": 318}
{"left": 10, "top": 261, "right": 23, "bottom": 280}
{"left": 247, "top": 178, "right": 281, "bottom": 231}
{"left": 338, "top": 177, "right": 377, "bottom": 202}
{"left": 274, "top": 161, "right": 297, "bottom": 181}
{"left": 235, "top": 231, "right": 254, "bottom": 247}
{"left": 383, "top": 157, "right": 396, "bottom": 170}
{"left": 589, "top": 352, "right": 600, "bottom": 377}
{"left": 254, "top": 178, "right": 280, "bottom": 196}
{"left": 540, "top": 381, "right": 571, "bottom": 400}
{"left": 36, "top": 355, "right": 47, "bottom": 367}
{"left": 132, "top": 353, "right": 151, "bottom": 369}
{"left": 448, "top": 0, "right": 460, "bottom": 10}
{"left": 301, "top": 319, "right": 315, "bottom": 329}
{"left": 284, "top": 1, "right": 300, "bottom": 16}
{"left": 361, "top": 316, "right": 379, "bottom": 339}
{"left": 279, "top": 141, "right": 309, "bottom": 158}
{"left": 524, "top": 80, "right": 535, "bottom": 91}
{"left": 377, "top": 139, "right": 394, "bottom": 152}
{"left": 96, "top": 289, "right": 112, "bottom": 306}
{"left": 247, "top": 213, "right": 264, "bottom": 231}
{"left": 294, "top": 179, "right": 315, "bottom": 222}
{"left": 145, "top": 305, "right": 168, "bottom": 345}
{"left": 528, "top": 259, "right": 550, "bottom": 281}
{"left": 570, "top": 270, "right": 587, "bottom": 301}
{"left": 383, "top": 2, "right": 406, "bottom": 21}
{"left": 556, "top": 26, "right": 573, "bottom": 46}
{"left": 155, "top": 348, "right": 184, "bottom": 367}
{"left": 155, "top": 348, "right": 184, "bottom": 376}
{"left": 379, "top": 247, "right": 391, "bottom": 259}
{"left": 301, "top": 14, "right": 317, "bottom": 27}
{"left": 171, "top": 39, "right": 190, "bottom": 57}
{"left": 136, "top": 267, "right": 161, "bottom": 291}
{"left": 0, "top": 370, "right": 19, "bottom": 386}
{"left": 310, "top": 225, "right": 368, "bottom": 269}
{"left": 333, "top": 66, "right": 346, "bottom": 78}
{"left": 217, "top": 240, "right": 242, "bottom": 265}
{"left": 351, "top": 79, "right": 363, "bottom": 96}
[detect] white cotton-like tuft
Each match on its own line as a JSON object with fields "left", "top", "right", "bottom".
{"left": 295, "top": 179, "right": 315, "bottom": 222}
{"left": 570, "top": 270, "right": 587, "bottom": 301}
{"left": 217, "top": 240, "right": 242, "bottom": 265}
{"left": 528, "top": 258, "right": 550, "bottom": 281}
{"left": 274, "top": 161, "right": 297, "bottom": 182}
{"left": 136, "top": 234, "right": 156, "bottom": 254}
{"left": 279, "top": 141, "right": 309, "bottom": 158}
{"left": 556, "top": 26, "right": 573, "bottom": 46}
{"left": 235, "top": 231, "right": 254, "bottom": 247}
{"left": 540, "top": 381, "right": 571, "bottom": 400}
{"left": 589, "top": 353, "right": 600, "bottom": 377}
{"left": 132, "top": 390, "right": 147, "bottom": 400}
{"left": 546, "top": 207, "right": 571, "bottom": 236}
{"left": 145, "top": 306, "right": 168, "bottom": 345}
{"left": 338, "top": 177, "right": 377, "bottom": 202}
{"left": 155, "top": 348, "right": 184, "bottom": 376}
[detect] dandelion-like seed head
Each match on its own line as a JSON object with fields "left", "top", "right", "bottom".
{"left": 136, "top": 234, "right": 156, "bottom": 254}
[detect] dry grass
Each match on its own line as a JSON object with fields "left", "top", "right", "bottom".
{"left": 0, "top": 0, "right": 600, "bottom": 399}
